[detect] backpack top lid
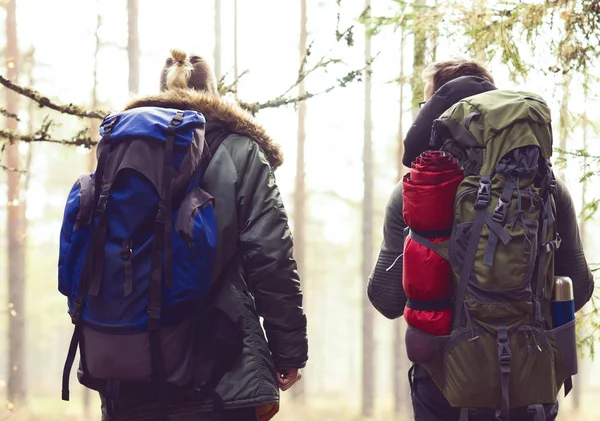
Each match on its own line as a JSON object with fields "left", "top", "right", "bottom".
{"left": 100, "top": 107, "right": 206, "bottom": 145}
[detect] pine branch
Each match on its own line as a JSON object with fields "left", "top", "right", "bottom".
{"left": 239, "top": 55, "right": 377, "bottom": 115}
{"left": 0, "top": 75, "right": 107, "bottom": 120}
{"left": 0, "top": 125, "right": 96, "bottom": 148}
{"left": 0, "top": 163, "right": 26, "bottom": 173}
{"left": 218, "top": 69, "right": 250, "bottom": 96}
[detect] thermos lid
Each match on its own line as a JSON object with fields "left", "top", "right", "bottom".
{"left": 553, "top": 276, "right": 574, "bottom": 302}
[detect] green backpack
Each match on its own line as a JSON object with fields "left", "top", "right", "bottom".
{"left": 406, "top": 90, "right": 578, "bottom": 421}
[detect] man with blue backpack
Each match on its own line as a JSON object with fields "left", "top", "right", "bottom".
{"left": 58, "top": 49, "right": 308, "bottom": 421}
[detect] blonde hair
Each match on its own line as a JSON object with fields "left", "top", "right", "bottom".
{"left": 166, "top": 48, "right": 194, "bottom": 90}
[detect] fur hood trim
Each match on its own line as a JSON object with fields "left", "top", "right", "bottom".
{"left": 124, "top": 89, "right": 283, "bottom": 170}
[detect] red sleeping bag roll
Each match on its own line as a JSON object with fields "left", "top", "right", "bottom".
{"left": 402, "top": 151, "right": 463, "bottom": 336}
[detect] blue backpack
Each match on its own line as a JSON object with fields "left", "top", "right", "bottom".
{"left": 58, "top": 107, "right": 231, "bottom": 405}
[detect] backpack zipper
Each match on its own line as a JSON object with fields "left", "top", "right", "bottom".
{"left": 120, "top": 238, "right": 134, "bottom": 297}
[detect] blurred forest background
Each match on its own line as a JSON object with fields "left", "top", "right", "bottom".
{"left": 1, "top": 0, "right": 600, "bottom": 420}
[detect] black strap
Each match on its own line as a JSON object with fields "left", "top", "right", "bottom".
{"left": 453, "top": 175, "right": 491, "bottom": 328}
{"left": 464, "top": 111, "right": 482, "bottom": 130}
{"left": 496, "top": 324, "right": 511, "bottom": 421}
{"left": 202, "top": 127, "right": 230, "bottom": 170}
{"left": 405, "top": 228, "right": 449, "bottom": 260}
{"left": 406, "top": 296, "right": 452, "bottom": 312}
{"left": 533, "top": 167, "right": 554, "bottom": 325}
{"left": 409, "top": 226, "right": 452, "bottom": 239}
{"left": 62, "top": 120, "right": 116, "bottom": 401}
{"left": 527, "top": 404, "right": 546, "bottom": 421}
{"left": 88, "top": 199, "right": 109, "bottom": 296}
{"left": 163, "top": 111, "right": 183, "bottom": 290}
{"left": 484, "top": 178, "right": 514, "bottom": 267}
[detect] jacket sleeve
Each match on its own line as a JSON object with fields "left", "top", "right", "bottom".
{"left": 235, "top": 140, "right": 308, "bottom": 370}
{"left": 367, "top": 181, "right": 408, "bottom": 319}
{"left": 553, "top": 178, "right": 595, "bottom": 312}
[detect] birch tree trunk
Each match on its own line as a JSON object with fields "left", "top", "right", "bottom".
{"left": 362, "top": 0, "right": 375, "bottom": 417}
{"left": 5, "top": 0, "right": 27, "bottom": 406}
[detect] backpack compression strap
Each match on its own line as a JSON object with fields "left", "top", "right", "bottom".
{"left": 62, "top": 115, "right": 118, "bottom": 401}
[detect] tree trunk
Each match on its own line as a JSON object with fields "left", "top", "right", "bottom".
{"left": 411, "top": 0, "right": 427, "bottom": 117}
{"left": 233, "top": 0, "right": 239, "bottom": 100}
{"left": 396, "top": 28, "right": 406, "bottom": 184}
{"left": 5, "top": 0, "right": 27, "bottom": 407}
{"left": 127, "top": 0, "right": 140, "bottom": 95}
{"left": 393, "top": 26, "right": 407, "bottom": 419}
{"left": 473, "top": 0, "right": 486, "bottom": 61}
{"left": 362, "top": 0, "right": 375, "bottom": 418}
{"left": 557, "top": 72, "right": 571, "bottom": 182}
{"left": 574, "top": 111, "right": 588, "bottom": 411}
{"left": 292, "top": 0, "right": 308, "bottom": 400}
{"left": 82, "top": 9, "right": 102, "bottom": 415}
{"left": 213, "top": 0, "right": 222, "bottom": 82}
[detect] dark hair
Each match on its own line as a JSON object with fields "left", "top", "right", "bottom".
{"left": 159, "top": 48, "right": 218, "bottom": 95}
{"left": 423, "top": 58, "right": 494, "bottom": 94}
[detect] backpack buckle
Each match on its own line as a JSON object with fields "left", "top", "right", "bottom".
{"left": 475, "top": 178, "right": 491, "bottom": 209}
{"left": 498, "top": 341, "right": 511, "bottom": 365}
{"left": 147, "top": 308, "right": 161, "bottom": 327}
{"left": 169, "top": 111, "right": 185, "bottom": 127}
{"left": 71, "top": 299, "right": 84, "bottom": 324}
{"left": 155, "top": 202, "right": 167, "bottom": 226}
{"left": 95, "top": 193, "right": 109, "bottom": 216}
{"left": 549, "top": 174, "right": 557, "bottom": 193}
{"left": 492, "top": 198, "right": 509, "bottom": 223}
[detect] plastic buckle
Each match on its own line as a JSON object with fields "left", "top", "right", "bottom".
{"left": 71, "top": 299, "right": 84, "bottom": 324}
{"left": 498, "top": 342, "right": 511, "bottom": 364}
{"left": 492, "top": 198, "right": 509, "bottom": 223}
{"left": 549, "top": 176, "right": 557, "bottom": 193}
{"left": 475, "top": 179, "right": 491, "bottom": 209}
{"left": 155, "top": 203, "right": 167, "bottom": 226}
{"left": 94, "top": 195, "right": 108, "bottom": 216}
{"left": 103, "top": 116, "right": 119, "bottom": 134}
{"left": 147, "top": 308, "right": 161, "bottom": 328}
{"left": 170, "top": 112, "right": 184, "bottom": 127}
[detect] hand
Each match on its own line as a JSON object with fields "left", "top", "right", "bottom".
{"left": 276, "top": 368, "right": 302, "bottom": 391}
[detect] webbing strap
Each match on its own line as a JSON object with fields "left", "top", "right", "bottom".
{"left": 459, "top": 408, "right": 470, "bottom": 421}
{"left": 453, "top": 176, "right": 491, "bottom": 328}
{"left": 404, "top": 227, "right": 448, "bottom": 260}
{"left": 534, "top": 195, "right": 551, "bottom": 324}
{"left": 88, "top": 204, "right": 109, "bottom": 296}
{"left": 495, "top": 324, "right": 511, "bottom": 421}
{"left": 406, "top": 296, "right": 452, "bottom": 312}
{"left": 61, "top": 122, "right": 115, "bottom": 401}
{"left": 528, "top": 404, "right": 546, "bottom": 421}
{"left": 484, "top": 179, "right": 514, "bottom": 267}
{"left": 163, "top": 111, "right": 183, "bottom": 289}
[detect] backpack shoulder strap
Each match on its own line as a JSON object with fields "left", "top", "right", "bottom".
{"left": 205, "top": 128, "right": 230, "bottom": 160}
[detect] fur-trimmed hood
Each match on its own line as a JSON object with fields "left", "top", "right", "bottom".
{"left": 124, "top": 89, "right": 283, "bottom": 170}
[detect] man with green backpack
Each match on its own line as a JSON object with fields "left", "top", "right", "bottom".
{"left": 368, "top": 59, "right": 595, "bottom": 420}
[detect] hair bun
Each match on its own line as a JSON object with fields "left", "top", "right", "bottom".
{"left": 170, "top": 48, "right": 188, "bottom": 63}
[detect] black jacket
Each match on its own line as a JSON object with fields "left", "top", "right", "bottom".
{"left": 103, "top": 89, "right": 308, "bottom": 420}
{"left": 370, "top": 76, "right": 594, "bottom": 319}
